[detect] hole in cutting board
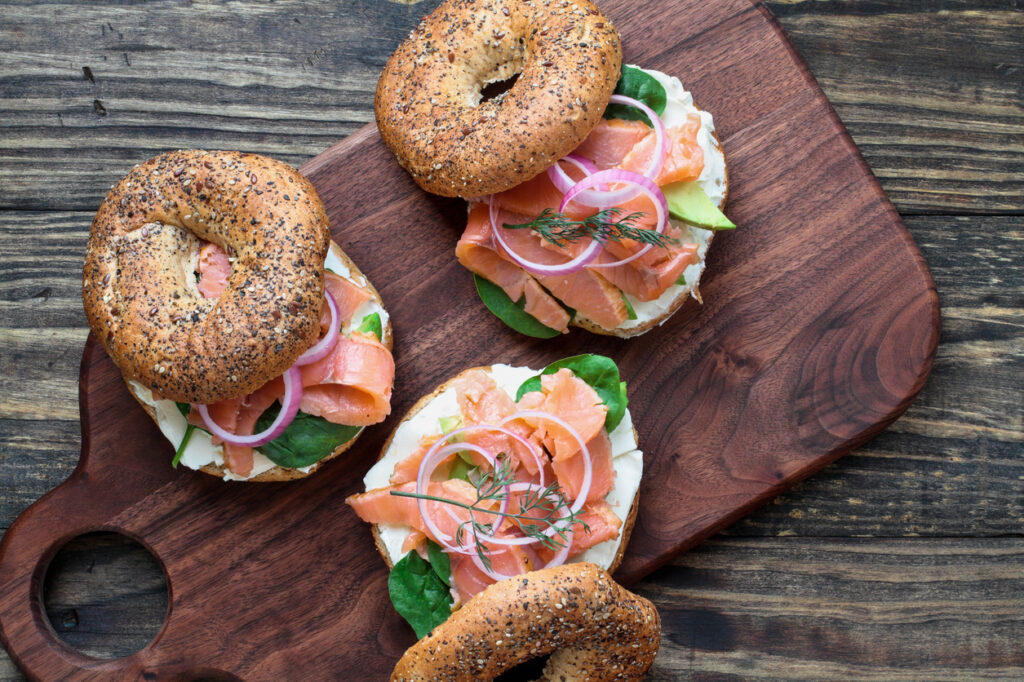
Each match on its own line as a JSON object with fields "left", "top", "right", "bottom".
{"left": 43, "top": 532, "right": 168, "bottom": 659}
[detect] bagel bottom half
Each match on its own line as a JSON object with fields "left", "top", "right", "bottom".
{"left": 391, "top": 562, "right": 660, "bottom": 681}
{"left": 126, "top": 240, "right": 393, "bottom": 482}
{"left": 359, "top": 363, "right": 642, "bottom": 577}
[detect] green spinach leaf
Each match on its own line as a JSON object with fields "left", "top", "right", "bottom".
{"left": 254, "top": 405, "right": 362, "bottom": 468}
{"left": 474, "top": 274, "right": 563, "bottom": 339}
{"left": 389, "top": 544, "right": 453, "bottom": 639}
{"left": 604, "top": 65, "right": 667, "bottom": 126}
{"left": 426, "top": 540, "right": 451, "bottom": 586}
{"left": 515, "top": 354, "right": 628, "bottom": 432}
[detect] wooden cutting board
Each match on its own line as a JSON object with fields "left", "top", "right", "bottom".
{"left": 0, "top": 0, "right": 939, "bottom": 678}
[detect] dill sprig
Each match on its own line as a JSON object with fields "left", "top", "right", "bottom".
{"left": 504, "top": 207, "right": 678, "bottom": 250}
{"left": 390, "top": 454, "right": 590, "bottom": 573}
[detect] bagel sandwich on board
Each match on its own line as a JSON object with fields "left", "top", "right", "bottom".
{"left": 375, "top": 0, "right": 734, "bottom": 338}
{"left": 346, "top": 355, "right": 644, "bottom": 630}
{"left": 83, "top": 149, "right": 396, "bottom": 482}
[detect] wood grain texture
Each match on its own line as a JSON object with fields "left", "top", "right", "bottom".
{"left": 0, "top": 0, "right": 1020, "bottom": 679}
{"left": 0, "top": 1, "right": 1020, "bottom": 212}
{"left": 22, "top": 537, "right": 1024, "bottom": 680}
{"left": 0, "top": 0, "right": 942, "bottom": 677}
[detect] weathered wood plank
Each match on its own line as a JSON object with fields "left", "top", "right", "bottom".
{"left": 1, "top": 1, "right": 1020, "bottom": 212}
{"left": 642, "top": 538, "right": 1024, "bottom": 680}
{"left": 1, "top": 212, "right": 1019, "bottom": 541}
{"left": 8, "top": 538, "right": 1020, "bottom": 681}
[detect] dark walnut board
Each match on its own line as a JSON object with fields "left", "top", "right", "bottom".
{"left": 0, "top": 0, "right": 939, "bottom": 678}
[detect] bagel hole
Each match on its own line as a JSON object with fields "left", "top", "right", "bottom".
{"left": 480, "top": 73, "right": 520, "bottom": 103}
{"left": 43, "top": 532, "right": 168, "bottom": 659}
{"left": 495, "top": 653, "right": 550, "bottom": 681}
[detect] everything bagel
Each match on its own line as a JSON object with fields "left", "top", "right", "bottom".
{"left": 83, "top": 150, "right": 329, "bottom": 404}
{"left": 375, "top": 0, "right": 622, "bottom": 198}
{"left": 391, "top": 562, "right": 661, "bottom": 681}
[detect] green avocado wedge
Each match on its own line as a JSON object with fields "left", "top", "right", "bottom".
{"left": 664, "top": 180, "right": 735, "bottom": 230}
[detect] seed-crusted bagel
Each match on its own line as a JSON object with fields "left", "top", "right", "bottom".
{"left": 358, "top": 363, "right": 642, "bottom": 576}
{"left": 391, "top": 562, "right": 660, "bottom": 681}
{"left": 375, "top": 0, "right": 622, "bottom": 198}
{"left": 124, "top": 241, "right": 394, "bottom": 482}
{"left": 83, "top": 149, "right": 329, "bottom": 404}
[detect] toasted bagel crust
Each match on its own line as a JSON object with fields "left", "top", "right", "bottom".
{"left": 375, "top": 0, "right": 622, "bottom": 198}
{"left": 125, "top": 241, "right": 394, "bottom": 482}
{"left": 84, "top": 150, "right": 329, "bottom": 403}
{"left": 391, "top": 562, "right": 660, "bottom": 681}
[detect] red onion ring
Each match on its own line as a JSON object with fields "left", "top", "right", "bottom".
{"left": 196, "top": 366, "right": 303, "bottom": 447}
{"left": 488, "top": 195, "right": 601, "bottom": 277}
{"left": 546, "top": 154, "right": 599, "bottom": 194}
{"left": 293, "top": 290, "right": 340, "bottom": 366}
{"left": 609, "top": 94, "right": 668, "bottom": 181}
{"left": 500, "top": 410, "right": 593, "bottom": 514}
{"left": 559, "top": 170, "right": 668, "bottom": 270}
{"left": 554, "top": 95, "right": 668, "bottom": 210}
{"left": 416, "top": 441, "right": 509, "bottom": 554}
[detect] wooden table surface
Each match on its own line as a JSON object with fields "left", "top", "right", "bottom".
{"left": 1, "top": 0, "right": 1021, "bottom": 679}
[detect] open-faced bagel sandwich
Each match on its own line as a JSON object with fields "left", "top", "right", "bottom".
{"left": 346, "top": 354, "right": 659, "bottom": 679}
{"left": 83, "top": 149, "right": 395, "bottom": 481}
{"left": 375, "top": 0, "right": 734, "bottom": 338}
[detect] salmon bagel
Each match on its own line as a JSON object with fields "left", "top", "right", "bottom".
{"left": 391, "top": 562, "right": 660, "bottom": 681}
{"left": 375, "top": 0, "right": 622, "bottom": 198}
{"left": 83, "top": 149, "right": 330, "bottom": 404}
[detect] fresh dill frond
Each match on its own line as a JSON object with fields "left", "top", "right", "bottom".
{"left": 391, "top": 453, "right": 590, "bottom": 573}
{"left": 504, "top": 207, "right": 678, "bottom": 250}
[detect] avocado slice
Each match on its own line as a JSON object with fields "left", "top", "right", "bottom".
{"left": 664, "top": 181, "right": 735, "bottom": 230}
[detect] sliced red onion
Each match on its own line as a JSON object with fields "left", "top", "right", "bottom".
{"left": 558, "top": 170, "right": 669, "bottom": 269}
{"left": 416, "top": 441, "right": 507, "bottom": 554}
{"left": 609, "top": 94, "right": 668, "bottom": 181}
{"left": 488, "top": 195, "right": 601, "bottom": 277}
{"left": 500, "top": 410, "right": 593, "bottom": 514}
{"left": 293, "top": 290, "right": 340, "bottom": 366}
{"left": 546, "top": 154, "right": 599, "bottom": 194}
{"left": 196, "top": 366, "right": 303, "bottom": 447}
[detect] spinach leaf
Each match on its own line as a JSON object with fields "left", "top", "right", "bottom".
{"left": 515, "top": 354, "right": 628, "bottom": 432}
{"left": 254, "top": 405, "right": 361, "bottom": 468}
{"left": 355, "top": 312, "right": 382, "bottom": 341}
{"left": 474, "top": 274, "right": 563, "bottom": 339}
{"left": 426, "top": 540, "right": 452, "bottom": 586}
{"left": 604, "top": 65, "right": 667, "bottom": 126}
{"left": 389, "top": 544, "right": 453, "bottom": 639}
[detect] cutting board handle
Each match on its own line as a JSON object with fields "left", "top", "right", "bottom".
{"left": 0, "top": 471, "right": 246, "bottom": 681}
{"left": 0, "top": 338, "right": 242, "bottom": 681}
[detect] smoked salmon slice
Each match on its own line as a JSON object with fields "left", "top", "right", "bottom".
{"left": 196, "top": 242, "right": 231, "bottom": 298}
{"left": 620, "top": 118, "right": 705, "bottom": 186}
{"left": 457, "top": 205, "right": 571, "bottom": 333}
{"left": 299, "top": 332, "right": 394, "bottom": 426}
{"left": 572, "top": 118, "right": 651, "bottom": 170}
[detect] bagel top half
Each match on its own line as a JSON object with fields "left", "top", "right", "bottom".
{"left": 83, "top": 149, "right": 329, "bottom": 404}
{"left": 375, "top": 0, "right": 622, "bottom": 198}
